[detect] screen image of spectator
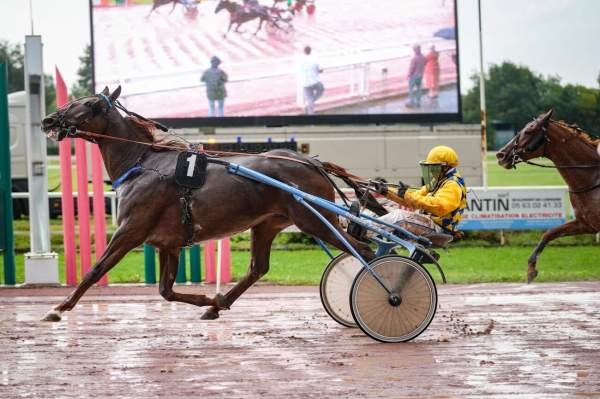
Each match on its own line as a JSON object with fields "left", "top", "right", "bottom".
{"left": 201, "top": 56, "right": 228, "bottom": 117}
{"left": 298, "top": 45, "right": 324, "bottom": 115}
{"left": 424, "top": 44, "right": 440, "bottom": 98}
{"left": 406, "top": 44, "right": 427, "bottom": 108}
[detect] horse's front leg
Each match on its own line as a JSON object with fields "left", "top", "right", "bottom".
{"left": 224, "top": 21, "right": 234, "bottom": 37}
{"left": 201, "top": 218, "right": 288, "bottom": 320}
{"left": 42, "top": 224, "right": 146, "bottom": 321}
{"left": 157, "top": 248, "right": 228, "bottom": 309}
{"left": 254, "top": 18, "right": 265, "bottom": 35}
{"left": 527, "top": 219, "right": 593, "bottom": 283}
{"left": 169, "top": 0, "right": 177, "bottom": 14}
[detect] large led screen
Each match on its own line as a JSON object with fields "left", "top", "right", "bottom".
{"left": 91, "top": 0, "right": 460, "bottom": 126}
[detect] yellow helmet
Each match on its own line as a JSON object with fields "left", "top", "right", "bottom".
{"left": 424, "top": 145, "right": 459, "bottom": 167}
{"left": 420, "top": 146, "right": 459, "bottom": 191}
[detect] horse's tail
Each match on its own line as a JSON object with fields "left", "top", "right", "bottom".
{"left": 318, "top": 161, "right": 388, "bottom": 217}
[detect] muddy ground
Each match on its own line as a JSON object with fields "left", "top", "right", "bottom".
{"left": 1, "top": 282, "right": 599, "bottom": 398}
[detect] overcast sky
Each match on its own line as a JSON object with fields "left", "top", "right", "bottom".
{"left": 1, "top": 0, "right": 599, "bottom": 93}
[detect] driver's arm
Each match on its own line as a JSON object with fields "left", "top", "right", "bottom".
{"left": 403, "top": 180, "right": 462, "bottom": 217}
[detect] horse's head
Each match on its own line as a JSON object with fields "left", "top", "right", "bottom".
{"left": 496, "top": 109, "right": 553, "bottom": 169}
{"left": 42, "top": 86, "right": 121, "bottom": 142}
{"left": 215, "top": 0, "right": 228, "bottom": 14}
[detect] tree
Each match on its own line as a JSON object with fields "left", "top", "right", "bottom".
{"left": 462, "top": 62, "right": 600, "bottom": 138}
{"left": 1, "top": 40, "right": 56, "bottom": 113}
{"left": 0, "top": 40, "right": 25, "bottom": 93}
{"left": 70, "top": 45, "right": 92, "bottom": 98}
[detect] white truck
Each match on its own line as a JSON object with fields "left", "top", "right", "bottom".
{"left": 9, "top": 91, "right": 63, "bottom": 218}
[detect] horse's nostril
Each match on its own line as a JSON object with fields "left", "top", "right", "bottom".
{"left": 496, "top": 152, "right": 505, "bottom": 160}
{"left": 42, "top": 117, "right": 56, "bottom": 127}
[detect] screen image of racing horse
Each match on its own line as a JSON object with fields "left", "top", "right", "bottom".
{"left": 91, "top": 0, "right": 459, "bottom": 122}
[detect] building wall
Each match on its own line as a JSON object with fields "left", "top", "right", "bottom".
{"left": 180, "top": 124, "right": 483, "bottom": 186}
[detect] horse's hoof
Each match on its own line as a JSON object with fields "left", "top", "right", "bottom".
{"left": 213, "top": 293, "right": 230, "bottom": 310}
{"left": 42, "top": 308, "right": 62, "bottom": 322}
{"left": 527, "top": 270, "right": 539, "bottom": 284}
{"left": 201, "top": 308, "right": 220, "bottom": 320}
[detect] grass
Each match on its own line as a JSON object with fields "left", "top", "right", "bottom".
{"left": 486, "top": 154, "right": 564, "bottom": 186}
{"left": 2, "top": 246, "right": 600, "bottom": 285}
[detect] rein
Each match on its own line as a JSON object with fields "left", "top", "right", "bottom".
{"left": 72, "top": 128, "right": 315, "bottom": 166}
{"left": 524, "top": 160, "right": 600, "bottom": 169}
{"left": 522, "top": 160, "right": 600, "bottom": 194}
{"left": 508, "top": 120, "right": 600, "bottom": 194}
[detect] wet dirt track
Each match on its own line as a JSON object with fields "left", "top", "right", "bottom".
{"left": 1, "top": 283, "right": 599, "bottom": 398}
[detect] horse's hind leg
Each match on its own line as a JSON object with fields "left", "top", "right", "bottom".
{"left": 42, "top": 225, "right": 146, "bottom": 321}
{"left": 158, "top": 248, "right": 228, "bottom": 309}
{"left": 200, "top": 217, "right": 289, "bottom": 320}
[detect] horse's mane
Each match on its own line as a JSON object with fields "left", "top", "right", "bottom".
{"left": 125, "top": 116, "right": 187, "bottom": 151}
{"left": 551, "top": 119, "right": 600, "bottom": 148}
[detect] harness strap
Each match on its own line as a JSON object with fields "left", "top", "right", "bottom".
{"left": 179, "top": 188, "right": 194, "bottom": 247}
{"left": 98, "top": 93, "right": 113, "bottom": 108}
{"left": 112, "top": 165, "right": 142, "bottom": 189}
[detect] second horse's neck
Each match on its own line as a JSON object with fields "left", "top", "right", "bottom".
{"left": 545, "top": 125, "right": 600, "bottom": 192}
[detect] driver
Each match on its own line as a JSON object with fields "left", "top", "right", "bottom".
{"left": 243, "top": 0, "right": 262, "bottom": 12}
{"left": 373, "top": 145, "right": 467, "bottom": 241}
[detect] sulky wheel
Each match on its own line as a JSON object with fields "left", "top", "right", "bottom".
{"left": 350, "top": 255, "right": 437, "bottom": 343}
{"left": 319, "top": 253, "right": 362, "bottom": 328}
{"left": 277, "top": 25, "right": 295, "bottom": 42}
{"left": 265, "top": 20, "right": 278, "bottom": 36}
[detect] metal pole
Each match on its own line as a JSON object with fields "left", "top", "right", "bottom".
{"left": 0, "top": 63, "right": 16, "bottom": 285}
{"left": 143, "top": 244, "right": 156, "bottom": 284}
{"left": 176, "top": 248, "right": 186, "bottom": 283}
{"left": 28, "top": 0, "right": 34, "bottom": 35}
{"left": 478, "top": 0, "right": 488, "bottom": 189}
{"left": 190, "top": 245, "right": 202, "bottom": 283}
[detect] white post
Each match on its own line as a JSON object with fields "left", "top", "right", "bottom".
{"left": 359, "top": 63, "right": 370, "bottom": 97}
{"left": 216, "top": 239, "right": 222, "bottom": 294}
{"left": 478, "top": 0, "right": 488, "bottom": 189}
{"left": 110, "top": 195, "right": 117, "bottom": 226}
{"left": 23, "top": 35, "right": 59, "bottom": 285}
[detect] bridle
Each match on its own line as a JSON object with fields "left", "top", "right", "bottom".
{"left": 51, "top": 92, "right": 169, "bottom": 143}
{"left": 508, "top": 118, "right": 600, "bottom": 193}
{"left": 506, "top": 118, "right": 550, "bottom": 169}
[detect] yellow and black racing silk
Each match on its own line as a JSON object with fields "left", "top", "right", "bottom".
{"left": 430, "top": 170, "right": 467, "bottom": 233}
{"left": 403, "top": 168, "right": 467, "bottom": 234}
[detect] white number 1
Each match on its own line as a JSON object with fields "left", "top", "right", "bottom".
{"left": 186, "top": 154, "right": 197, "bottom": 177}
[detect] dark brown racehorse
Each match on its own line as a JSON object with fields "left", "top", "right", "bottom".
{"left": 215, "top": 0, "right": 272, "bottom": 37}
{"left": 497, "top": 109, "right": 600, "bottom": 283}
{"left": 148, "top": 0, "right": 183, "bottom": 16}
{"left": 40, "top": 86, "right": 375, "bottom": 322}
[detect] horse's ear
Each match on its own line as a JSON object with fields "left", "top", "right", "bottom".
{"left": 101, "top": 86, "right": 110, "bottom": 96}
{"left": 109, "top": 85, "right": 122, "bottom": 102}
{"left": 540, "top": 108, "right": 554, "bottom": 124}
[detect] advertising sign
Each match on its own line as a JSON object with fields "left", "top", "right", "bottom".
{"left": 459, "top": 187, "right": 567, "bottom": 231}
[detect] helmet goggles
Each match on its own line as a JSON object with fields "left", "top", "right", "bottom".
{"left": 419, "top": 161, "right": 446, "bottom": 192}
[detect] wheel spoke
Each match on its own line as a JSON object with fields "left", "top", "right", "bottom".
{"left": 351, "top": 256, "right": 437, "bottom": 343}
